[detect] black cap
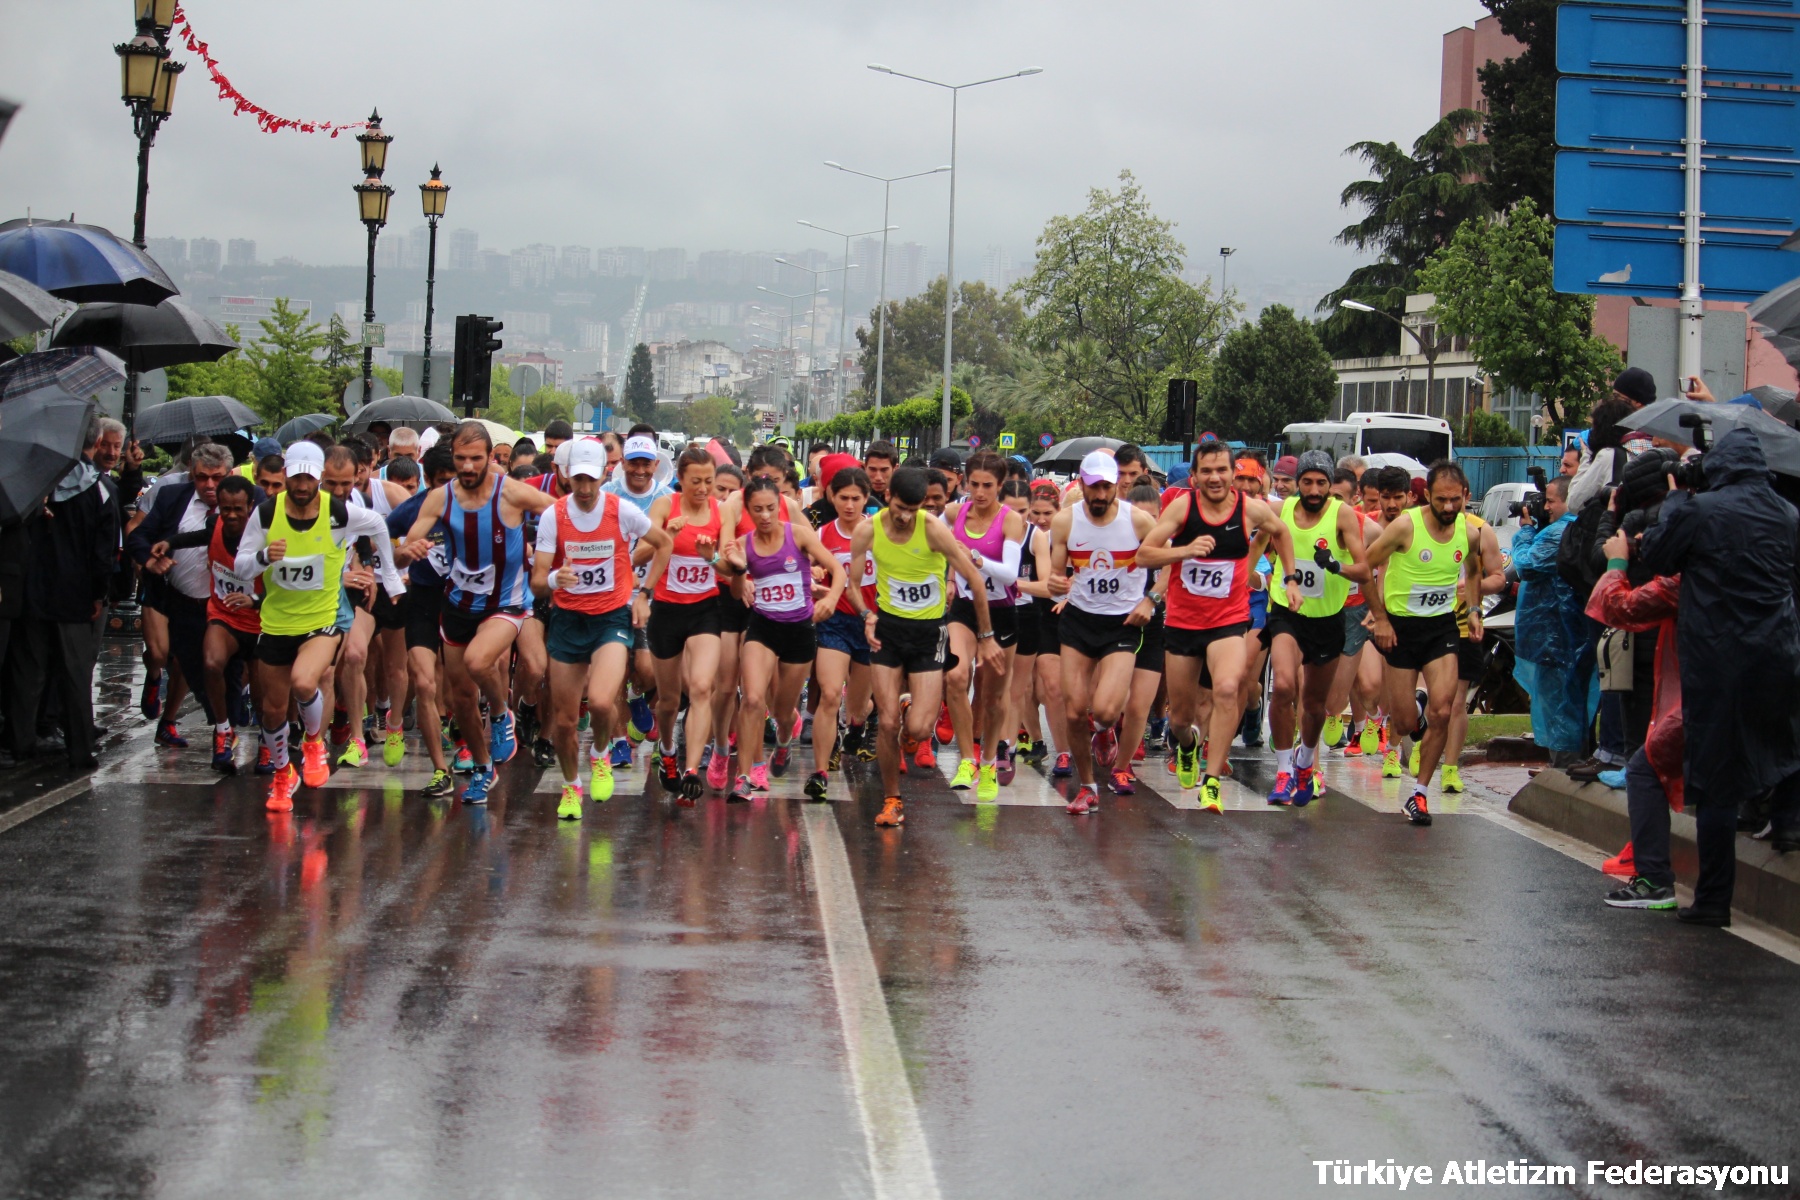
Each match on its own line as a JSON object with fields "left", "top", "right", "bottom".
{"left": 929, "top": 447, "right": 964, "bottom": 471}
{"left": 1613, "top": 366, "right": 1658, "bottom": 407}
{"left": 544, "top": 418, "right": 575, "bottom": 440}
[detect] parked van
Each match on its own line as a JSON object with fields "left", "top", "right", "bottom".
{"left": 1281, "top": 413, "right": 1454, "bottom": 466}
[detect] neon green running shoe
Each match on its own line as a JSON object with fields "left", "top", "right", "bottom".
{"left": 1321, "top": 715, "right": 1343, "bottom": 750}
{"left": 1360, "top": 721, "right": 1382, "bottom": 756}
{"left": 1408, "top": 742, "right": 1421, "bottom": 777}
{"left": 337, "top": 736, "right": 367, "bottom": 768}
{"left": 976, "top": 763, "right": 999, "bottom": 802}
{"left": 557, "top": 783, "right": 583, "bottom": 821}
{"left": 949, "top": 759, "right": 976, "bottom": 790}
{"left": 1198, "top": 776, "right": 1224, "bottom": 813}
{"left": 1382, "top": 749, "right": 1402, "bottom": 778}
{"left": 383, "top": 729, "right": 406, "bottom": 767}
{"left": 589, "top": 754, "right": 615, "bottom": 802}
{"left": 1441, "top": 764, "right": 1464, "bottom": 793}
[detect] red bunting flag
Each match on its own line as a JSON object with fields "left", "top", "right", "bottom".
{"left": 170, "top": 4, "right": 369, "bottom": 137}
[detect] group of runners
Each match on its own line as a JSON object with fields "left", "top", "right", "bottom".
{"left": 136, "top": 420, "right": 1499, "bottom": 830}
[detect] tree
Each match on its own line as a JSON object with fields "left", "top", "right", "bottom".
{"left": 1418, "top": 198, "right": 1621, "bottom": 427}
{"left": 167, "top": 322, "right": 263, "bottom": 408}
{"left": 241, "top": 299, "right": 330, "bottom": 426}
{"left": 480, "top": 374, "right": 524, "bottom": 427}
{"left": 322, "top": 313, "right": 360, "bottom": 405}
{"left": 1478, "top": 0, "right": 1557, "bottom": 212}
{"left": 854, "top": 278, "right": 1025, "bottom": 407}
{"left": 1199, "top": 305, "right": 1337, "bottom": 443}
{"left": 1317, "top": 111, "right": 1491, "bottom": 360}
{"left": 523, "top": 387, "right": 577, "bottom": 430}
{"left": 687, "top": 393, "right": 735, "bottom": 439}
{"left": 1463, "top": 407, "right": 1527, "bottom": 447}
{"left": 1014, "top": 170, "right": 1232, "bottom": 441}
{"left": 623, "top": 342, "right": 657, "bottom": 423}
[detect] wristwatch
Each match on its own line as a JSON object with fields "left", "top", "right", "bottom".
{"left": 1283, "top": 573, "right": 1300, "bottom": 585}
{"left": 978, "top": 630, "right": 996, "bottom": 641}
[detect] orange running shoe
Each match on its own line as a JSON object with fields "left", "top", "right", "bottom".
{"left": 300, "top": 735, "right": 330, "bottom": 789}
{"left": 1601, "top": 841, "right": 1636, "bottom": 877}
{"left": 935, "top": 703, "right": 953, "bottom": 746}
{"left": 914, "top": 739, "right": 937, "bottom": 769}
{"left": 875, "top": 796, "right": 905, "bottom": 827}
{"left": 265, "top": 763, "right": 298, "bottom": 812}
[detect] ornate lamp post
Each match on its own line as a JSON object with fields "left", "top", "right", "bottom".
{"left": 419, "top": 164, "right": 450, "bottom": 400}
{"left": 115, "top": 0, "right": 185, "bottom": 250}
{"left": 354, "top": 111, "right": 394, "bottom": 410}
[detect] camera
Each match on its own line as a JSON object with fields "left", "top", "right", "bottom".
{"left": 1509, "top": 466, "right": 1548, "bottom": 523}
{"left": 1671, "top": 456, "right": 1709, "bottom": 492}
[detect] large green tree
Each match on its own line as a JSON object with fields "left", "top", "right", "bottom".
{"left": 623, "top": 342, "right": 657, "bottom": 423}
{"left": 166, "top": 321, "right": 263, "bottom": 409}
{"left": 1418, "top": 198, "right": 1621, "bottom": 426}
{"left": 522, "top": 387, "right": 577, "bottom": 430}
{"left": 1199, "top": 305, "right": 1337, "bottom": 443}
{"left": 854, "top": 278, "right": 1024, "bottom": 407}
{"left": 1317, "top": 110, "right": 1491, "bottom": 360}
{"left": 1478, "top": 0, "right": 1557, "bottom": 212}
{"left": 1014, "top": 170, "right": 1231, "bottom": 441}
{"left": 241, "top": 299, "right": 330, "bottom": 426}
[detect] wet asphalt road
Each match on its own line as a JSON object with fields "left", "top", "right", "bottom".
{"left": 2, "top": 661, "right": 1798, "bottom": 1197}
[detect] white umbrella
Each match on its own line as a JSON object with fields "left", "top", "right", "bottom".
{"left": 1363, "top": 452, "right": 1428, "bottom": 480}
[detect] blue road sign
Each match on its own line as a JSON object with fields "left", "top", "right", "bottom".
{"left": 1554, "top": 222, "right": 1800, "bottom": 299}
{"left": 1555, "top": 150, "right": 1800, "bottom": 231}
{"left": 1557, "top": 6, "right": 1800, "bottom": 86}
{"left": 1571, "top": 0, "right": 1797, "bottom": 9}
{"left": 1557, "top": 77, "right": 1800, "bottom": 159}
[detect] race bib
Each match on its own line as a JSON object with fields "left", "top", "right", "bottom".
{"left": 1180, "top": 558, "right": 1233, "bottom": 599}
{"left": 270, "top": 554, "right": 324, "bottom": 592}
{"left": 426, "top": 540, "right": 449, "bottom": 577}
{"left": 450, "top": 559, "right": 495, "bottom": 596}
{"left": 667, "top": 553, "right": 717, "bottom": 595}
{"left": 886, "top": 574, "right": 941, "bottom": 613}
{"left": 562, "top": 539, "right": 616, "bottom": 595}
{"left": 1292, "top": 560, "right": 1327, "bottom": 600}
{"left": 754, "top": 569, "right": 807, "bottom": 612}
{"left": 212, "top": 562, "right": 253, "bottom": 602}
{"left": 1408, "top": 582, "right": 1455, "bottom": 616}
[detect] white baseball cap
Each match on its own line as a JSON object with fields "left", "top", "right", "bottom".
{"left": 553, "top": 439, "right": 576, "bottom": 470}
{"left": 285, "top": 442, "right": 325, "bottom": 479}
{"left": 1078, "top": 450, "right": 1118, "bottom": 486}
{"left": 568, "top": 440, "right": 606, "bottom": 479}
{"left": 623, "top": 434, "right": 658, "bottom": 461}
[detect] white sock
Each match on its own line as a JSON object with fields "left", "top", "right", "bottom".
{"left": 215, "top": 720, "right": 232, "bottom": 735}
{"left": 1350, "top": 720, "right": 1364, "bottom": 737}
{"left": 1276, "top": 747, "right": 1294, "bottom": 774}
{"left": 297, "top": 690, "right": 324, "bottom": 738}
{"left": 1295, "top": 741, "right": 1315, "bottom": 770}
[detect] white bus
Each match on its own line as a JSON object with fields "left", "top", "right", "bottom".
{"left": 1281, "top": 413, "right": 1454, "bottom": 466}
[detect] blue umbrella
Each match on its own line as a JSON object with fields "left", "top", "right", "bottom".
{"left": 0, "top": 218, "right": 178, "bottom": 306}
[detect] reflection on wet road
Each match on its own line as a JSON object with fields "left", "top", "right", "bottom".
{"left": 2, "top": 709, "right": 1797, "bottom": 1197}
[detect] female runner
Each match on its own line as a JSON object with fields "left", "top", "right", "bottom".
{"left": 641, "top": 447, "right": 724, "bottom": 803}
{"left": 942, "top": 451, "right": 1026, "bottom": 801}
{"left": 812, "top": 467, "right": 878, "bottom": 792}
{"left": 705, "top": 462, "right": 747, "bottom": 789}
{"left": 1020, "top": 480, "right": 1074, "bottom": 777}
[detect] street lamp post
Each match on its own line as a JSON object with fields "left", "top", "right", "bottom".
{"left": 354, "top": 111, "right": 394, "bottom": 411}
{"left": 868, "top": 64, "right": 1042, "bottom": 447}
{"left": 756, "top": 285, "right": 823, "bottom": 425}
{"left": 1219, "top": 247, "right": 1236, "bottom": 314}
{"left": 797, "top": 218, "right": 897, "bottom": 419}
{"left": 115, "top": 0, "right": 184, "bottom": 250}
{"left": 824, "top": 162, "right": 950, "bottom": 438}
{"left": 419, "top": 164, "right": 450, "bottom": 400}
{"left": 1340, "top": 298, "right": 1438, "bottom": 417}
{"left": 773, "top": 261, "right": 853, "bottom": 422}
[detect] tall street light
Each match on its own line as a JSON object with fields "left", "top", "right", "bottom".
{"left": 868, "top": 63, "right": 1042, "bottom": 447}
{"left": 798, "top": 218, "right": 896, "bottom": 418}
{"left": 824, "top": 161, "right": 950, "bottom": 437}
{"left": 774, "top": 260, "right": 853, "bottom": 422}
{"left": 115, "top": 0, "right": 185, "bottom": 250}
{"left": 756, "top": 285, "right": 823, "bottom": 424}
{"left": 1340, "top": 298, "right": 1438, "bottom": 417}
{"left": 354, "top": 111, "right": 394, "bottom": 411}
{"left": 419, "top": 164, "right": 450, "bottom": 400}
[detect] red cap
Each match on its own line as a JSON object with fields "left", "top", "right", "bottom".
{"left": 818, "top": 452, "right": 861, "bottom": 489}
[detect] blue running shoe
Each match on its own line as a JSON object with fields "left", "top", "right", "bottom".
{"left": 489, "top": 708, "right": 517, "bottom": 764}
{"left": 627, "top": 694, "right": 656, "bottom": 743}
{"left": 1266, "top": 770, "right": 1297, "bottom": 807}
{"left": 1292, "top": 765, "right": 1325, "bottom": 807}
{"left": 463, "top": 764, "right": 495, "bottom": 805}
{"left": 608, "top": 737, "right": 633, "bottom": 769}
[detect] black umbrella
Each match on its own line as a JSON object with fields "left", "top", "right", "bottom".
{"left": 131, "top": 394, "right": 262, "bottom": 447}
{"left": 274, "top": 412, "right": 338, "bottom": 446}
{"left": 343, "top": 393, "right": 456, "bottom": 431}
{"left": 1748, "top": 385, "right": 1800, "bottom": 428}
{"left": 0, "top": 269, "right": 66, "bottom": 340}
{"left": 1620, "top": 397, "right": 1800, "bottom": 476}
{"left": 0, "top": 383, "right": 100, "bottom": 522}
{"left": 0, "top": 219, "right": 178, "bottom": 306}
{"left": 1034, "top": 435, "right": 1125, "bottom": 471}
{"left": 49, "top": 297, "right": 236, "bottom": 372}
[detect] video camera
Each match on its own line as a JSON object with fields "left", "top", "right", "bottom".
{"left": 1671, "top": 413, "right": 1711, "bottom": 491}
{"left": 1509, "top": 466, "right": 1549, "bottom": 524}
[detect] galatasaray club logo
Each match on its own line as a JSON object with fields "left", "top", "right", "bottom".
{"left": 1091, "top": 550, "right": 1116, "bottom": 571}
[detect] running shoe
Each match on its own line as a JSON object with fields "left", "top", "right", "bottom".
{"left": 1165, "top": 750, "right": 1179, "bottom": 776}
{"left": 1267, "top": 771, "right": 1296, "bottom": 806}
{"left": 532, "top": 737, "right": 556, "bottom": 768}
{"left": 995, "top": 741, "right": 1016, "bottom": 786}
{"left": 1604, "top": 877, "right": 1676, "bottom": 910}
{"left": 1441, "top": 764, "right": 1464, "bottom": 793}
{"left": 771, "top": 744, "right": 792, "bottom": 778}
{"left": 1402, "top": 791, "right": 1432, "bottom": 826}
{"left": 1343, "top": 730, "right": 1364, "bottom": 758}
{"left": 875, "top": 796, "right": 904, "bottom": 827}
{"left": 423, "top": 768, "right": 455, "bottom": 798}
{"left": 254, "top": 744, "right": 274, "bottom": 775}
{"left": 155, "top": 721, "right": 188, "bottom": 749}
{"left": 764, "top": 716, "right": 779, "bottom": 748}
{"left": 265, "top": 763, "right": 298, "bottom": 812}
{"left": 728, "top": 774, "right": 756, "bottom": 803}
{"left": 329, "top": 708, "right": 352, "bottom": 746}
{"left": 463, "top": 764, "right": 495, "bottom": 805}
{"left": 1322, "top": 715, "right": 1343, "bottom": 749}
{"left": 913, "top": 739, "right": 936, "bottom": 770}
{"left": 1602, "top": 842, "right": 1636, "bottom": 878}
{"left": 748, "top": 761, "right": 770, "bottom": 791}
{"left": 828, "top": 738, "right": 842, "bottom": 773}
{"left": 490, "top": 708, "right": 518, "bottom": 764}
{"left": 705, "top": 745, "right": 730, "bottom": 791}
{"left": 804, "top": 770, "right": 831, "bottom": 801}
{"left": 139, "top": 673, "right": 162, "bottom": 721}
{"left": 1091, "top": 726, "right": 1118, "bottom": 770}
{"left": 1198, "top": 776, "right": 1224, "bottom": 814}
{"left": 1293, "top": 765, "right": 1324, "bottom": 807}
{"left": 608, "top": 737, "right": 633, "bottom": 769}
{"left": 577, "top": 702, "right": 590, "bottom": 735}
{"left": 590, "top": 754, "right": 616, "bottom": 803}
{"left": 627, "top": 695, "right": 656, "bottom": 744}
{"left": 935, "top": 703, "right": 954, "bottom": 746}
{"left": 1066, "top": 784, "right": 1098, "bottom": 815}
{"left": 211, "top": 729, "right": 238, "bottom": 774}
{"left": 854, "top": 727, "right": 878, "bottom": 762}
{"left": 337, "top": 736, "right": 368, "bottom": 768}
{"left": 442, "top": 726, "right": 457, "bottom": 758}
{"left": 1107, "top": 768, "right": 1135, "bottom": 796}
{"left": 362, "top": 711, "right": 377, "bottom": 744}
{"left": 658, "top": 750, "right": 681, "bottom": 791}
{"left": 453, "top": 740, "right": 475, "bottom": 773}
{"left": 1381, "top": 749, "right": 1402, "bottom": 778}
{"left": 1052, "top": 751, "right": 1073, "bottom": 778}
{"left": 1176, "top": 738, "right": 1200, "bottom": 790}
{"left": 1413, "top": 689, "right": 1429, "bottom": 739}
{"left": 978, "top": 764, "right": 1001, "bottom": 801}
{"left": 949, "top": 760, "right": 976, "bottom": 790}
{"left": 383, "top": 729, "right": 406, "bottom": 767}
{"left": 557, "top": 783, "right": 583, "bottom": 821}
{"left": 300, "top": 735, "right": 330, "bottom": 789}
{"left": 1408, "top": 742, "right": 1421, "bottom": 777}
{"left": 1132, "top": 739, "right": 1146, "bottom": 763}
{"left": 681, "top": 769, "right": 704, "bottom": 803}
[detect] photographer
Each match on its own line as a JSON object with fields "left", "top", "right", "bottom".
{"left": 1511, "top": 477, "right": 1594, "bottom": 767}
{"left": 1639, "top": 428, "right": 1800, "bottom": 925}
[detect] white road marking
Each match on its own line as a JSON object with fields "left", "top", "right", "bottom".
{"left": 801, "top": 805, "right": 943, "bottom": 1200}
{"left": 0, "top": 775, "right": 95, "bottom": 837}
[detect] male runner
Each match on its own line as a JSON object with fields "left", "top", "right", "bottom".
{"left": 400, "top": 423, "right": 555, "bottom": 805}
{"left": 1140, "top": 439, "right": 1297, "bottom": 812}
{"left": 386, "top": 445, "right": 459, "bottom": 796}
{"left": 1362, "top": 461, "right": 1482, "bottom": 826}
{"left": 845, "top": 466, "right": 1000, "bottom": 828}
{"left": 862, "top": 440, "right": 898, "bottom": 508}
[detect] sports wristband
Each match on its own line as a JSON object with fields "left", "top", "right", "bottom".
{"left": 1607, "top": 558, "right": 1628, "bottom": 573}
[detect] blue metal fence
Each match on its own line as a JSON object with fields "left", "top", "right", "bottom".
{"left": 1455, "top": 447, "right": 1565, "bottom": 500}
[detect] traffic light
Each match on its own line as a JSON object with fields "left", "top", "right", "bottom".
{"left": 453, "top": 314, "right": 504, "bottom": 415}
{"left": 1162, "top": 378, "right": 1198, "bottom": 445}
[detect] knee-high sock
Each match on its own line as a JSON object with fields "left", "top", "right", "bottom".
{"left": 298, "top": 689, "right": 324, "bottom": 738}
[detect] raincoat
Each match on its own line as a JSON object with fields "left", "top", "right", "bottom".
{"left": 1511, "top": 513, "right": 1597, "bottom": 753}
{"left": 1638, "top": 428, "right": 1800, "bottom": 802}
{"left": 1584, "top": 570, "right": 1684, "bottom": 810}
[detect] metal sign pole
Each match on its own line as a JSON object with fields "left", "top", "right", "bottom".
{"left": 1679, "top": 0, "right": 1706, "bottom": 386}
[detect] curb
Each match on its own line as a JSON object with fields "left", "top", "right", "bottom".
{"left": 1509, "top": 769, "right": 1800, "bottom": 935}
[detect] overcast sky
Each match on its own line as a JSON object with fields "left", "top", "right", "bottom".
{"left": 0, "top": 0, "right": 1490, "bottom": 300}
